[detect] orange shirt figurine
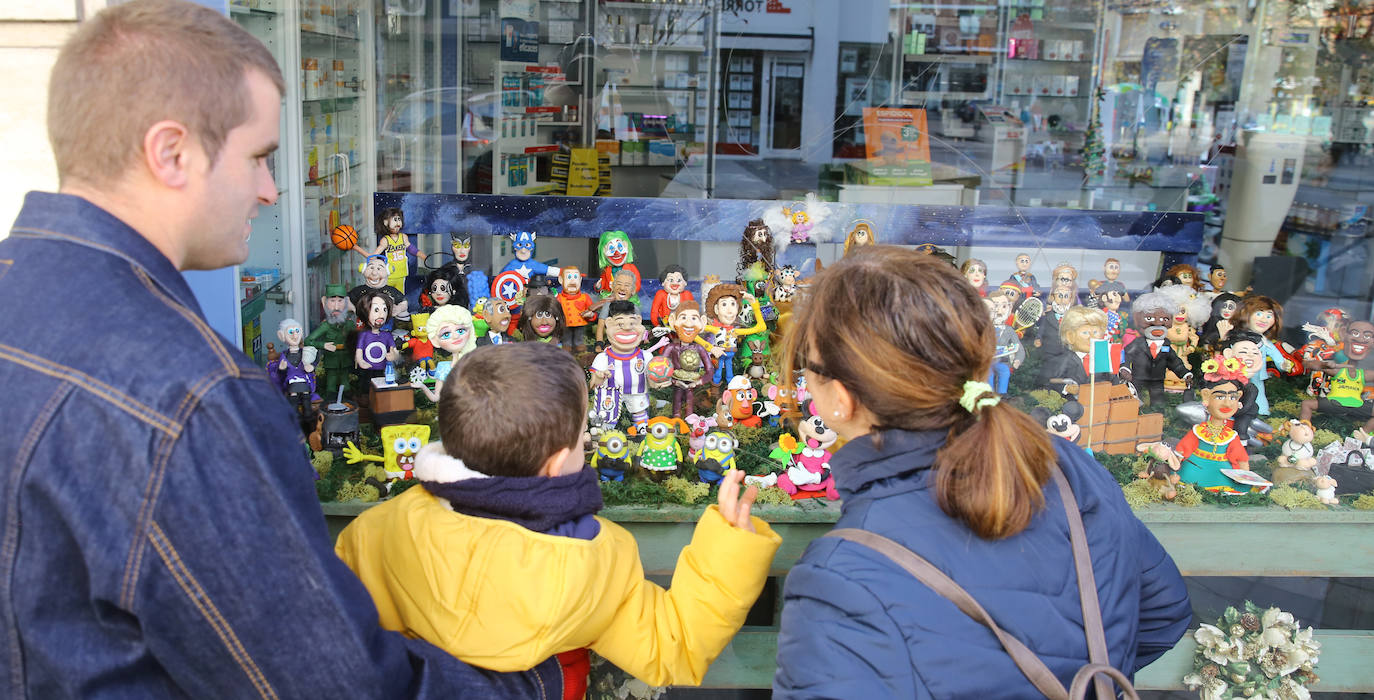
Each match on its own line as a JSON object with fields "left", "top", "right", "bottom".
{"left": 556, "top": 266, "right": 595, "bottom": 352}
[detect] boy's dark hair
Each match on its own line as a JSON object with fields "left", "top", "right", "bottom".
{"left": 438, "top": 343, "right": 587, "bottom": 477}
{"left": 606, "top": 300, "right": 638, "bottom": 318}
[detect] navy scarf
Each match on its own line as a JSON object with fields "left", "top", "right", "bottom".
{"left": 422, "top": 467, "right": 604, "bottom": 538}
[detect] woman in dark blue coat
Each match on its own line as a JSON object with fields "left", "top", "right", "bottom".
{"left": 774, "top": 247, "right": 1191, "bottom": 698}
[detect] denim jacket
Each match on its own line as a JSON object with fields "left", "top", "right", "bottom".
{"left": 0, "top": 192, "right": 560, "bottom": 698}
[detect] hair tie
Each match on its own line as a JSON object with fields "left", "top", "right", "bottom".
{"left": 959, "top": 380, "right": 1000, "bottom": 414}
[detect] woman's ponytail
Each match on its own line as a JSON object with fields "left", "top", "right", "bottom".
{"left": 936, "top": 394, "right": 1055, "bottom": 540}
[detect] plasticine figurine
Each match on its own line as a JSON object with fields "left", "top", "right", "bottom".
{"left": 594, "top": 230, "right": 641, "bottom": 295}
{"left": 371, "top": 208, "right": 426, "bottom": 293}
{"left": 1157, "top": 285, "right": 1209, "bottom": 393}
{"left": 1302, "top": 308, "right": 1348, "bottom": 396}
{"left": 737, "top": 219, "right": 776, "bottom": 284}
{"left": 1041, "top": 306, "right": 1121, "bottom": 395}
{"left": 474, "top": 299, "right": 515, "bottom": 346}
{"left": 660, "top": 303, "right": 715, "bottom": 417}
{"left": 1236, "top": 295, "right": 1292, "bottom": 415}
{"left": 590, "top": 300, "right": 653, "bottom": 433}
{"left": 1050, "top": 262, "right": 1079, "bottom": 298}
{"left": 960, "top": 258, "right": 988, "bottom": 297}
{"left": 1175, "top": 357, "right": 1256, "bottom": 494}
{"left": 594, "top": 270, "right": 639, "bottom": 346}
{"left": 704, "top": 283, "right": 765, "bottom": 386}
{"left": 721, "top": 375, "right": 762, "bottom": 428}
{"left": 591, "top": 428, "right": 632, "bottom": 482}
{"left": 268, "top": 318, "right": 320, "bottom": 426}
{"left": 402, "top": 312, "right": 436, "bottom": 378}
{"left": 450, "top": 233, "right": 491, "bottom": 310}
{"left": 1134, "top": 442, "right": 1182, "bottom": 500}
{"left": 635, "top": 416, "right": 687, "bottom": 481}
{"left": 683, "top": 413, "right": 718, "bottom": 461}
{"left": 556, "top": 266, "right": 595, "bottom": 352}
{"left": 449, "top": 233, "right": 474, "bottom": 274}
{"left": 1101, "top": 258, "right": 1128, "bottom": 302}
{"left": 516, "top": 294, "right": 565, "bottom": 346}
{"left": 984, "top": 292, "right": 1024, "bottom": 394}
{"left": 1005, "top": 252, "right": 1040, "bottom": 299}
{"left": 1120, "top": 291, "right": 1192, "bottom": 406}
{"left": 1164, "top": 263, "right": 1203, "bottom": 293}
{"left": 773, "top": 400, "right": 839, "bottom": 500}
{"left": 651, "top": 264, "right": 695, "bottom": 329}
{"left": 1300, "top": 320, "right": 1374, "bottom": 432}
{"left": 1199, "top": 292, "right": 1242, "bottom": 352}
{"left": 1033, "top": 285, "right": 1078, "bottom": 356}
{"left": 693, "top": 428, "right": 737, "bottom": 486}
{"left": 418, "top": 265, "right": 469, "bottom": 313}
{"left": 410, "top": 305, "right": 476, "bottom": 402}
{"left": 782, "top": 206, "right": 813, "bottom": 243}
{"left": 1271, "top": 418, "right": 1318, "bottom": 486}
{"left": 305, "top": 283, "right": 354, "bottom": 401}
{"left": 498, "top": 230, "right": 559, "bottom": 283}
{"left": 354, "top": 288, "right": 401, "bottom": 385}
{"left": 1313, "top": 461, "right": 1339, "bottom": 505}
{"left": 348, "top": 254, "right": 408, "bottom": 326}
{"left": 1091, "top": 281, "right": 1128, "bottom": 344}
{"left": 342, "top": 424, "right": 431, "bottom": 487}
{"left": 1030, "top": 399, "right": 1085, "bottom": 445}
{"left": 1206, "top": 264, "right": 1227, "bottom": 293}
{"left": 843, "top": 219, "right": 876, "bottom": 256}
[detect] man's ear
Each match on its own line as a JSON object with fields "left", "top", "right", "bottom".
{"left": 142, "top": 120, "right": 195, "bottom": 188}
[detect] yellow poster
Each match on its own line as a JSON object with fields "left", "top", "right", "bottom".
{"left": 566, "top": 147, "right": 601, "bottom": 197}
{"left": 861, "top": 108, "right": 933, "bottom": 184}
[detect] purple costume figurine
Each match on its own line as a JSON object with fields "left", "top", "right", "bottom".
{"left": 268, "top": 318, "right": 320, "bottom": 428}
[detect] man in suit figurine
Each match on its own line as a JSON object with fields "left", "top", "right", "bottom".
{"left": 1121, "top": 291, "right": 1192, "bottom": 406}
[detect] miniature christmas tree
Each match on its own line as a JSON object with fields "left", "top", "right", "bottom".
{"left": 1081, "top": 87, "right": 1106, "bottom": 183}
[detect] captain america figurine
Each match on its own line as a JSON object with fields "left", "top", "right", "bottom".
{"left": 499, "top": 230, "right": 560, "bottom": 283}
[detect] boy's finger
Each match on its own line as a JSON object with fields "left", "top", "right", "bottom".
{"left": 737, "top": 485, "right": 758, "bottom": 532}
{"left": 718, "top": 470, "right": 739, "bottom": 515}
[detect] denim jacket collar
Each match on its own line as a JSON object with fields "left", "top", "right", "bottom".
{"left": 10, "top": 191, "right": 203, "bottom": 317}
{"left": 830, "top": 427, "right": 948, "bottom": 501}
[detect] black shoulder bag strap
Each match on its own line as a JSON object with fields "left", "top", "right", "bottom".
{"left": 824, "top": 467, "right": 1138, "bottom": 700}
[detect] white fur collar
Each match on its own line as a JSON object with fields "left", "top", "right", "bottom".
{"left": 412, "top": 441, "right": 489, "bottom": 483}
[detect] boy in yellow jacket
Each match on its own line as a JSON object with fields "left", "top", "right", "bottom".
{"left": 336, "top": 342, "right": 781, "bottom": 698}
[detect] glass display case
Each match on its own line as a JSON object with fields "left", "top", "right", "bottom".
{"left": 230, "top": 0, "right": 372, "bottom": 356}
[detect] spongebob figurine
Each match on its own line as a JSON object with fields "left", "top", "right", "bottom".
{"left": 636, "top": 417, "right": 686, "bottom": 481}
{"left": 693, "top": 429, "right": 737, "bottom": 486}
{"left": 342, "top": 424, "right": 431, "bottom": 490}
{"left": 591, "top": 429, "right": 633, "bottom": 482}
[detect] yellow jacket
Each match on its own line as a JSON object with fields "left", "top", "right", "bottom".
{"left": 335, "top": 486, "right": 781, "bottom": 687}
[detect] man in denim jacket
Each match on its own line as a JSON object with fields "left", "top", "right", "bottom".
{"left": 0, "top": 1, "right": 559, "bottom": 697}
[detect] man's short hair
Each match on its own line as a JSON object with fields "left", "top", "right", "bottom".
{"left": 438, "top": 343, "right": 587, "bottom": 477}
{"left": 48, "top": 0, "right": 285, "bottom": 187}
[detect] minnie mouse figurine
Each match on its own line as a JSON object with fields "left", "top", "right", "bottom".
{"left": 774, "top": 400, "right": 840, "bottom": 500}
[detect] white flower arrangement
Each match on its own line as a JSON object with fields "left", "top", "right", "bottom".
{"left": 1183, "top": 602, "right": 1321, "bottom": 700}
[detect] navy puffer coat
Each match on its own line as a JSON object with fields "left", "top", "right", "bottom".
{"left": 774, "top": 429, "right": 1191, "bottom": 698}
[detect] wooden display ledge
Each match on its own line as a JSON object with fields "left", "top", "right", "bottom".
{"left": 320, "top": 500, "right": 1374, "bottom": 691}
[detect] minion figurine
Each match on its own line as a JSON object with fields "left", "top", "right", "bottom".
{"left": 693, "top": 429, "right": 737, "bottom": 486}
{"left": 591, "top": 429, "right": 633, "bottom": 482}
{"left": 636, "top": 417, "right": 686, "bottom": 481}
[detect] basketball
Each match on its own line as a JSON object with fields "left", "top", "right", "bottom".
{"left": 647, "top": 356, "right": 673, "bottom": 384}
{"left": 331, "top": 224, "right": 358, "bottom": 251}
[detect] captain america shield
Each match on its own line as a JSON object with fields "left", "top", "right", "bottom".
{"left": 491, "top": 271, "right": 526, "bottom": 305}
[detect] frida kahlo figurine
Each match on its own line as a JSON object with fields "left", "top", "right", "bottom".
{"left": 1174, "top": 355, "right": 1256, "bottom": 494}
